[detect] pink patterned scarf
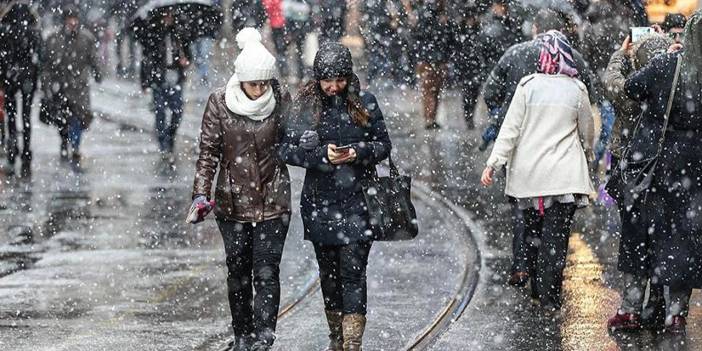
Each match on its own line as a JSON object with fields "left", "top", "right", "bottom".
{"left": 537, "top": 30, "right": 578, "bottom": 77}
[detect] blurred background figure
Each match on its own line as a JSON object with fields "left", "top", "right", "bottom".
{"left": 111, "top": 0, "right": 140, "bottom": 79}
{"left": 232, "top": 0, "right": 266, "bottom": 34}
{"left": 452, "top": 2, "right": 483, "bottom": 130}
{"left": 0, "top": 2, "right": 41, "bottom": 176}
{"left": 318, "top": 0, "right": 347, "bottom": 42}
{"left": 410, "top": 0, "right": 455, "bottom": 130}
{"left": 41, "top": 5, "right": 103, "bottom": 168}
{"left": 282, "top": 0, "right": 312, "bottom": 85}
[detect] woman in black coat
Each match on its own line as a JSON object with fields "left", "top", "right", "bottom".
{"left": 279, "top": 42, "right": 391, "bottom": 351}
{"left": 623, "top": 12, "right": 702, "bottom": 333}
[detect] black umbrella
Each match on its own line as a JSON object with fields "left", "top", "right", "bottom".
{"left": 129, "top": 0, "right": 223, "bottom": 44}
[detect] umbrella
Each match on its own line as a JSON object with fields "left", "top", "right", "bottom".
{"left": 129, "top": 0, "right": 223, "bottom": 44}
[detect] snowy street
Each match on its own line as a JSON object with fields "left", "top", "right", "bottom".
{"left": 0, "top": 75, "right": 698, "bottom": 350}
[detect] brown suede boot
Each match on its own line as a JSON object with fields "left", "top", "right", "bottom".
{"left": 324, "top": 310, "right": 343, "bottom": 351}
{"left": 342, "top": 314, "right": 366, "bottom": 351}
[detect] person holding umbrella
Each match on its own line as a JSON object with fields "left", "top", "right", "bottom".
{"left": 279, "top": 41, "right": 392, "bottom": 351}
{"left": 190, "top": 28, "right": 291, "bottom": 351}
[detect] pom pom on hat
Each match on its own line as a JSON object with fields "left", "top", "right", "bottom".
{"left": 236, "top": 27, "right": 263, "bottom": 50}
{"left": 234, "top": 28, "right": 277, "bottom": 81}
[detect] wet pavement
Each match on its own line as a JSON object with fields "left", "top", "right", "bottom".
{"left": 0, "top": 69, "right": 700, "bottom": 351}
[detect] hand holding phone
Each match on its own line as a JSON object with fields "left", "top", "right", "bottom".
{"left": 333, "top": 144, "right": 353, "bottom": 152}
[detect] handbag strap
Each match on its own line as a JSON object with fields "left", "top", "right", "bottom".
{"left": 387, "top": 154, "right": 401, "bottom": 178}
{"left": 655, "top": 55, "right": 683, "bottom": 157}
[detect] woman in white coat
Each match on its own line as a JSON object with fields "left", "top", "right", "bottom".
{"left": 481, "top": 30, "right": 595, "bottom": 311}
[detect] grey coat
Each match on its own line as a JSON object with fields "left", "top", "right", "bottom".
{"left": 41, "top": 28, "right": 102, "bottom": 128}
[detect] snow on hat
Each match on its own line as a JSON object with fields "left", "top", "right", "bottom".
{"left": 313, "top": 41, "right": 353, "bottom": 80}
{"left": 234, "top": 28, "right": 276, "bottom": 82}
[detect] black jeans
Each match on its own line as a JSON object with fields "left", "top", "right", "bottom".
{"left": 522, "top": 202, "right": 576, "bottom": 309}
{"left": 314, "top": 241, "right": 372, "bottom": 315}
{"left": 217, "top": 218, "right": 289, "bottom": 344}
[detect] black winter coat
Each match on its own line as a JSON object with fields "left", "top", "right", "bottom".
{"left": 279, "top": 91, "right": 392, "bottom": 246}
{"left": 624, "top": 52, "right": 702, "bottom": 287}
{"left": 138, "top": 27, "right": 192, "bottom": 90}
{"left": 483, "top": 38, "right": 601, "bottom": 127}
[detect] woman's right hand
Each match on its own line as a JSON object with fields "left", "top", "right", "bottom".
{"left": 327, "top": 144, "right": 356, "bottom": 165}
{"left": 481, "top": 167, "right": 495, "bottom": 187}
{"left": 186, "top": 195, "right": 215, "bottom": 224}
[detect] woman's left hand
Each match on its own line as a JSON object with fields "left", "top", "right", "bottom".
{"left": 481, "top": 167, "right": 495, "bottom": 186}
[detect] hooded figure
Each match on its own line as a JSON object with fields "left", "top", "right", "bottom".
{"left": 191, "top": 27, "right": 292, "bottom": 351}
{"left": 279, "top": 41, "right": 392, "bottom": 351}
{"left": 623, "top": 10, "right": 702, "bottom": 333}
{"left": 482, "top": 32, "right": 594, "bottom": 311}
{"left": 603, "top": 32, "right": 673, "bottom": 332}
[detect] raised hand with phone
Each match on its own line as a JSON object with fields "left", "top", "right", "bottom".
{"left": 327, "top": 144, "right": 357, "bottom": 164}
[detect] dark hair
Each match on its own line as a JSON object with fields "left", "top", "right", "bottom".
{"left": 533, "top": 9, "right": 566, "bottom": 34}
{"left": 662, "top": 13, "right": 687, "bottom": 32}
{"left": 295, "top": 74, "right": 369, "bottom": 127}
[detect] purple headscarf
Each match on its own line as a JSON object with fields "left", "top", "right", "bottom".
{"left": 537, "top": 30, "right": 579, "bottom": 77}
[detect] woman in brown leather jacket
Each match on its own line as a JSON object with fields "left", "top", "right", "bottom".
{"left": 189, "top": 28, "right": 291, "bottom": 351}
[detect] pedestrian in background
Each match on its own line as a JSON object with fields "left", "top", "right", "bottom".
{"left": 41, "top": 5, "right": 102, "bottom": 167}
{"left": 0, "top": 3, "right": 41, "bottom": 175}
{"left": 622, "top": 11, "right": 702, "bottom": 333}
{"left": 410, "top": 0, "right": 455, "bottom": 130}
{"left": 262, "top": 0, "right": 290, "bottom": 83}
{"left": 282, "top": 0, "right": 312, "bottom": 85}
{"left": 452, "top": 3, "right": 483, "bottom": 130}
{"left": 481, "top": 31, "right": 594, "bottom": 311}
{"left": 138, "top": 8, "right": 192, "bottom": 157}
{"left": 190, "top": 28, "right": 291, "bottom": 351}
{"left": 604, "top": 33, "right": 672, "bottom": 332}
{"left": 279, "top": 42, "right": 392, "bottom": 351}
{"left": 318, "top": 0, "right": 347, "bottom": 42}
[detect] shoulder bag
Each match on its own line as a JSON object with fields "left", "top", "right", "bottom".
{"left": 362, "top": 155, "right": 419, "bottom": 241}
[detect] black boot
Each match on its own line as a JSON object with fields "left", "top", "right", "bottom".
{"left": 60, "top": 140, "right": 69, "bottom": 163}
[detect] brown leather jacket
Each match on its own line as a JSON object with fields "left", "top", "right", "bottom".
{"left": 192, "top": 82, "right": 291, "bottom": 223}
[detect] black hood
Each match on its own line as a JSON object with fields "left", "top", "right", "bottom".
{"left": 313, "top": 41, "right": 353, "bottom": 80}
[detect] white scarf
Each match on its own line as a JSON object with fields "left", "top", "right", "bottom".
{"left": 224, "top": 73, "right": 276, "bottom": 121}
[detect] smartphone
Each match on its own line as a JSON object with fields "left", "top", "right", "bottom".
{"left": 630, "top": 27, "right": 654, "bottom": 43}
{"left": 334, "top": 144, "right": 353, "bottom": 152}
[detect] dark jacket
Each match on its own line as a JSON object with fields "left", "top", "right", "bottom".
{"left": 193, "top": 81, "right": 292, "bottom": 223}
{"left": 483, "top": 38, "right": 601, "bottom": 127}
{"left": 603, "top": 50, "right": 641, "bottom": 158}
{"left": 624, "top": 52, "right": 702, "bottom": 287}
{"left": 139, "top": 26, "right": 192, "bottom": 89}
{"left": 279, "top": 80, "right": 392, "bottom": 245}
{"left": 41, "top": 27, "right": 102, "bottom": 128}
{"left": 476, "top": 11, "right": 522, "bottom": 76}
{"left": 0, "top": 4, "right": 41, "bottom": 92}
{"left": 411, "top": 0, "right": 455, "bottom": 64}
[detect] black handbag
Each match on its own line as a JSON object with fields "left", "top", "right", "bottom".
{"left": 619, "top": 56, "right": 682, "bottom": 200}
{"left": 362, "top": 156, "right": 418, "bottom": 241}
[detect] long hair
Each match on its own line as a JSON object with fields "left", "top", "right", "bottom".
{"left": 293, "top": 74, "right": 369, "bottom": 127}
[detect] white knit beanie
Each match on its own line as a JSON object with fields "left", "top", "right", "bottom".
{"left": 234, "top": 28, "right": 276, "bottom": 81}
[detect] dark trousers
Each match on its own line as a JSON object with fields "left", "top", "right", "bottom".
{"left": 509, "top": 198, "right": 528, "bottom": 274}
{"left": 320, "top": 5, "right": 346, "bottom": 42}
{"left": 4, "top": 83, "right": 35, "bottom": 162}
{"left": 217, "top": 218, "right": 289, "bottom": 344}
{"left": 314, "top": 241, "right": 372, "bottom": 315}
{"left": 461, "top": 77, "right": 481, "bottom": 128}
{"left": 522, "top": 202, "right": 576, "bottom": 309}
{"left": 152, "top": 84, "right": 183, "bottom": 152}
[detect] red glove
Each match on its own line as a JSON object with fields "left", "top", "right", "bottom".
{"left": 186, "top": 196, "right": 216, "bottom": 224}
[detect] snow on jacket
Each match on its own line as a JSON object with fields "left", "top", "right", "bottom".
{"left": 486, "top": 73, "right": 595, "bottom": 199}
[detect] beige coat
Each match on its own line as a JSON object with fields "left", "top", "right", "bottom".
{"left": 486, "top": 73, "right": 595, "bottom": 199}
